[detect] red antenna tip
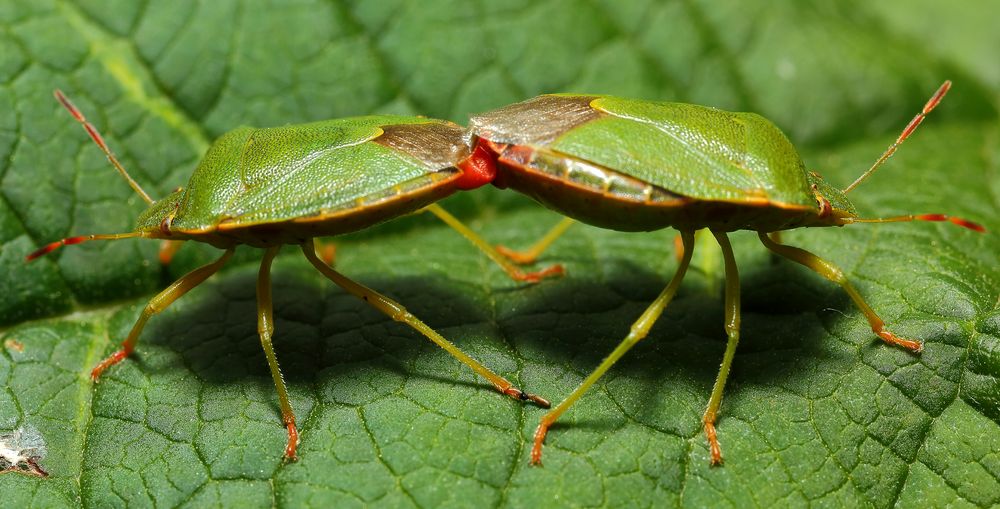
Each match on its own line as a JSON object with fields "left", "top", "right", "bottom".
{"left": 25, "top": 245, "right": 53, "bottom": 261}
{"left": 914, "top": 214, "right": 986, "bottom": 233}
{"left": 51, "top": 89, "right": 155, "bottom": 205}
{"left": 25, "top": 234, "right": 138, "bottom": 262}
{"left": 843, "top": 80, "right": 952, "bottom": 194}
{"left": 25, "top": 236, "right": 89, "bottom": 261}
{"left": 924, "top": 80, "right": 952, "bottom": 114}
{"left": 948, "top": 217, "right": 985, "bottom": 233}
{"left": 54, "top": 90, "right": 85, "bottom": 122}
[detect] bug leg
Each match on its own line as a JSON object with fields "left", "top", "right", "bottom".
{"left": 495, "top": 217, "right": 575, "bottom": 265}
{"left": 158, "top": 240, "right": 184, "bottom": 265}
{"left": 758, "top": 232, "right": 922, "bottom": 352}
{"left": 531, "top": 231, "right": 695, "bottom": 466}
{"left": 767, "top": 231, "right": 783, "bottom": 264}
{"left": 672, "top": 234, "right": 685, "bottom": 263}
{"left": 313, "top": 238, "right": 337, "bottom": 266}
{"left": 256, "top": 246, "right": 300, "bottom": 460}
{"left": 702, "top": 231, "right": 741, "bottom": 466}
{"left": 676, "top": 230, "right": 727, "bottom": 266}
{"left": 423, "top": 204, "right": 564, "bottom": 283}
{"left": 301, "top": 240, "right": 550, "bottom": 408}
{"left": 91, "top": 248, "right": 234, "bottom": 380}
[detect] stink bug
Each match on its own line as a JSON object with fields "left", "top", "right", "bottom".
{"left": 459, "top": 81, "right": 986, "bottom": 465}
{"left": 31, "top": 91, "right": 561, "bottom": 461}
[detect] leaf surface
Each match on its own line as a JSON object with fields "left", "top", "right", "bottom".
{"left": 1, "top": 1, "right": 998, "bottom": 507}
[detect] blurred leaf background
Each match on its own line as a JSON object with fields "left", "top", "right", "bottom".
{"left": 0, "top": 1, "right": 997, "bottom": 507}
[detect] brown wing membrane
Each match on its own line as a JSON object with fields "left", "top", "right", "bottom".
{"left": 375, "top": 122, "right": 471, "bottom": 169}
{"left": 469, "top": 95, "right": 603, "bottom": 146}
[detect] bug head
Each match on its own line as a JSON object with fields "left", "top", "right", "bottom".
{"left": 134, "top": 189, "right": 185, "bottom": 236}
{"left": 807, "top": 171, "right": 857, "bottom": 225}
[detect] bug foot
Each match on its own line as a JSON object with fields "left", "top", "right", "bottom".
{"left": 703, "top": 419, "right": 723, "bottom": 466}
{"left": 283, "top": 420, "right": 300, "bottom": 461}
{"left": 500, "top": 385, "right": 551, "bottom": 408}
{"left": 512, "top": 264, "right": 565, "bottom": 283}
{"left": 90, "top": 350, "right": 128, "bottom": 380}
{"left": 530, "top": 420, "right": 552, "bottom": 466}
{"left": 672, "top": 235, "right": 686, "bottom": 263}
{"left": 876, "top": 330, "right": 923, "bottom": 352}
{"left": 496, "top": 245, "right": 537, "bottom": 265}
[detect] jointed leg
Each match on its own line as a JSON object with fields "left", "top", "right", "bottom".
{"left": 674, "top": 230, "right": 714, "bottom": 264}
{"left": 758, "top": 231, "right": 922, "bottom": 351}
{"left": 313, "top": 238, "right": 337, "bottom": 265}
{"left": 423, "top": 204, "right": 564, "bottom": 283}
{"left": 531, "top": 230, "right": 696, "bottom": 465}
{"left": 255, "top": 246, "right": 300, "bottom": 460}
{"left": 495, "top": 217, "right": 575, "bottom": 265}
{"left": 300, "top": 240, "right": 549, "bottom": 407}
{"left": 673, "top": 233, "right": 685, "bottom": 263}
{"left": 91, "top": 248, "right": 235, "bottom": 379}
{"left": 767, "top": 231, "right": 783, "bottom": 264}
{"left": 703, "top": 231, "right": 741, "bottom": 466}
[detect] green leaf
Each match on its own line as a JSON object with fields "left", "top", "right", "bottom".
{"left": 1, "top": 1, "right": 998, "bottom": 507}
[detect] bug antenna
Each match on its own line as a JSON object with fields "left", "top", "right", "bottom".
{"left": 846, "top": 214, "right": 986, "bottom": 233}
{"left": 54, "top": 90, "right": 154, "bottom": 205}
{"left": 25, "top": 233, "right": 146, "bottom": 262}
{"left": 843, "top": 81, "right": 951, "bottom": 194}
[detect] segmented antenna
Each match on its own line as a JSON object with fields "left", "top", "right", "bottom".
{"left": 54, "top": 90, "right": 154, "bottom": 204}
{"left": 848, "top": 213, "right": 985, "bottom": 232}
{"left": 25, "top": 232, "right": 146, "bottom": 261}
{"left": 843, "top": 81, "right": 951, "bottom": 194}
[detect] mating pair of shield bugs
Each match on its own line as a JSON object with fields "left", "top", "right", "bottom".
{"left": 29, "top": 81, "right": 983, "bottom": 465}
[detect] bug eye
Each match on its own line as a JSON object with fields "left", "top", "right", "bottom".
{"left": 159, "top": 216, "right": 172, "bottom": 234}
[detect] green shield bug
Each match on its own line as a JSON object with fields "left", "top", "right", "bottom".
{"left": 459, "top": 81, "right": 986, "bottom": 466}
{"left": 30, "top": 91, "right": 561, "bottom": 461}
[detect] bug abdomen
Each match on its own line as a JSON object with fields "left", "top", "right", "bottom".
{"left": 500, "top": 144, "right": 683, "bottom": 205}
{"left": 492, "top": 144, "right": 815, "bottom": 232}
{"left": 171, "top": 169, "right": 463, "bottom": 248}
